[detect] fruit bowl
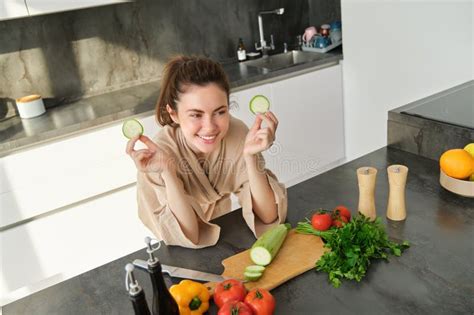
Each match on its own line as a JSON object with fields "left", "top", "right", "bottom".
{"left": 439, "top": 169, "right": 474, "bottom": 198}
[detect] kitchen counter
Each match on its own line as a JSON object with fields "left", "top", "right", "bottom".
{"left": 0, "top": 49, "right": 342, "bottom": 157}
{"left": 388, "top": 80, "right": 474, "bottom": 161}
{"left": 3, "top": 146, "right": 473, "bottom": 314}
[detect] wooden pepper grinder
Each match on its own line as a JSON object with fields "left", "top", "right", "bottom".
{"left": 386, "top": 165, "right": 409, "bottom": 221}
{"left": 357, "top": 167, "right": 378, "bottom": 220}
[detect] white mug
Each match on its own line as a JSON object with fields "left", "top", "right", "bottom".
{"left": 16, "top": 95, "right": 46, "bottom": 119}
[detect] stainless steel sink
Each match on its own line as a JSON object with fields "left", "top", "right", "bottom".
{"left": 243, "top": 50, "right": 326, "bottom": 71}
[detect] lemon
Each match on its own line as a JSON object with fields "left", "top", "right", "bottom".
{"left": 470, "top": 173, "right": 474, "bottom": 181}
{"left": 464, "top": 143, "right": 474, "bottom": 158}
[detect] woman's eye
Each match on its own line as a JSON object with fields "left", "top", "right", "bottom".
{"left": 217, "top": 110, "right": 227, "bottom": 116}
{"left": 190, "top": 114, "right": 202, "bottom": 118}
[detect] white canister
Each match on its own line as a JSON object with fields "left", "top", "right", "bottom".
{"left": 16, "top": 95, "right": 46, "bottom": 119}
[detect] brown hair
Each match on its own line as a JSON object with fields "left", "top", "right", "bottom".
{"left": 156, "top": 55, "right": 230, "bottom": 126}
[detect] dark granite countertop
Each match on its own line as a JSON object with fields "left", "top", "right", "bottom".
{"left": 0, "top": 49, "right": 342, "bottom": 157}
{"left": 392, "top": 80, "right": 473, "bottom": 130}
{"left": 4, "top": 147, "right": 473, "bottom": 314}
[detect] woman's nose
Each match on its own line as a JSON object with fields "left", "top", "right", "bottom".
{"left": 202, "top": 116, "right": 217, "bottom": 131}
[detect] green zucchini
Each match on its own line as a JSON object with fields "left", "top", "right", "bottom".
{"left": 244, "top": 271, "right": 263, "bottom": 282}
{"left": 122, "top": 119, "right": 144, "bottom": 139}
{"left": 245, "top": 265, "right": 266, "bottom": 273}
{"left": 250, "top": 223, "right": 291, "bottom": 266}
{"left": 249, "top": 95, "right": 270, "bottom": 114}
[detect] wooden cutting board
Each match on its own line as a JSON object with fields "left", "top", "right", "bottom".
{"left": 205, "top": 230, "right": 327, "bottom": 294}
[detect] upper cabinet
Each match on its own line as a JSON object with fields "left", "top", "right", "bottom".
{"left": 26, "top": 0, "right": 130, "bottom": 16}
{"left": 0, "top": 0, "right": 29, "bottom": 20}
{"left": 0, "top": 0, "right": 130, "bottom": 21}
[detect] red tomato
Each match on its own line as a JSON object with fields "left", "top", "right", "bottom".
{"left": 311, "top": 213, "right": 332, "bottom": 231}
{"left": 244, "top": 288, "right": 275, "bottom": 315}
{"left": 218, "top": 301, "right": 254, "bottom": 315}
{"left": 214, "top": 279, "right": 247, "bottom": 308}
{"left": 332, "top": 214, "right": 348, "bottom": 228}
{"left": 333, "top": 205, "right": 351, "bottom": 220}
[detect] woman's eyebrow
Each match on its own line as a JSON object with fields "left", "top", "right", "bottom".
{"left": 213, "top": 105, "right": 227, "bottom": 112}
{"left": 186, "top": 109, "right": 204, "bottom": 113}
{"left": 186, "top": 105, "right": 227, "bottom": 113}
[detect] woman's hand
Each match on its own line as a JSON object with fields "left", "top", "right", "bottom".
{"left": 243, "top": 111, "right": 279, "bottom": 157}
{"left": 126, "top": 135, "right": 175, "bottom": 174}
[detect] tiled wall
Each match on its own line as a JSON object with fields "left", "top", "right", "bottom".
{"left": 0, "top": 0, "right": 340, "bottom": 117}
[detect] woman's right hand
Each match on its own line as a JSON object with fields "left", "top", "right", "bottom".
{"left": 126, "top": 135, "right": 175, "bottom": 174}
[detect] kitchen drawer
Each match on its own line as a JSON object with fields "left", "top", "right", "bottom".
{"left": 0, "top": 184, "right": 149, "bottom": 305}
{"left": 0, "top": 114, "right": 159, "bottom": 229}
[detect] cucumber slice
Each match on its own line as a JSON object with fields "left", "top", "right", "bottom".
{"left": 244, "top": 271, "right": 263, "bottom": 282}
{"left": 249, "top": 95, "right": 270, "bottom": 114}
{"left": 245, "top": 265, "right": 266, "bottom": 273}
{"left": 250, "top": 247, "right": 272, "bottom": 266}
{"left": 122, "top": 119, "right": 144, "bottom": 139}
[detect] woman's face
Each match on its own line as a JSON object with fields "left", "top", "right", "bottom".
{"left": 168, "top": 83, "right": 230, "bottom": 156}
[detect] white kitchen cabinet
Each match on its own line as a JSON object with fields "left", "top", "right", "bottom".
{"left": 271, "top": 64, "right": 345, "bottom": 186}
{"left": 0, "top": 0, "right": 29, "bottom": 20}
{"left": 230, "top": 83, "right": 272, "bottom": 127}
{"left": 0, "top": 113, "right": 157, "bottom": 305}
{"left": 0, "top": 114, "right": 159, "bottom": 229}
{"left": 0, "top": 185, "right": 149, "bottom": 306}
{"left": 229, "top": 83, "right": 288, "bottom": 186}
{"left": 230, "top": 64, "right": 345, "bottom": 187}
{"left": 26, "top": 0, "right": 130, "bottom": 16}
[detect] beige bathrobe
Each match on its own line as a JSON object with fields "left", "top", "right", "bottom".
{"left": 136, "top": 116, "right": 287, "bottom": 248}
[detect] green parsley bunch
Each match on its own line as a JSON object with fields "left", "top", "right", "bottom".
{"left": 296, "top": 214, "right": 410, "bottom": 287}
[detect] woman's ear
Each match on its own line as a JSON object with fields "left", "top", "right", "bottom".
{"left": 166, "top": 104, "right": 179, "bottom": 124}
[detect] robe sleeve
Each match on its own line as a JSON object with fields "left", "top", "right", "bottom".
{"left": 234, "top": 154, "right": 288, "bottom": 238}
{"left": 136, "top": 171, "right": 221, "bottom": 248}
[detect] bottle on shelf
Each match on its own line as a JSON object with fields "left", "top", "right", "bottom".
{"left": 237, "top": 38, "right": 247, "bottom": 62}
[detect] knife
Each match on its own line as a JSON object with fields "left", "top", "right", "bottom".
{"left": 162, "top": 264, "right": 228, "bottom": 283}
{"left": 133, "top": 259, "right": 227, "bottom": 283}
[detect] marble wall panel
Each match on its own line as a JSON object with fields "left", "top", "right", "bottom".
{"left": 308, "top": 0, "right": 341, "bottom": 27}
{"left": 0, "top": 0, "right": 340, "bottom": 119}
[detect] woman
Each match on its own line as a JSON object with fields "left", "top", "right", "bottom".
{"left": 126, "top": 55, "right": 287, "bottom": 248}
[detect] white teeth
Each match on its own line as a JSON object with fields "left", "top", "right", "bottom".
{"left": 199, "top": 135, "right": 216, "bottom": 140}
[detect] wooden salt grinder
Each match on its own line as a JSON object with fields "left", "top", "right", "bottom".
{"left": 357, "top": 167, "right": 378, "bottom": 220}
{"left": 386, "top": 165, "right": 409, "bottom": 221}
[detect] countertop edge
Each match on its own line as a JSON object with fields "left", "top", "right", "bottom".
{"left": 0, "top": 55, "right": 342, "bottom": 157}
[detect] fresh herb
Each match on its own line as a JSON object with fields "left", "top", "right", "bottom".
{"left": 296, "top": 214, "right": 410, "bottom": 288}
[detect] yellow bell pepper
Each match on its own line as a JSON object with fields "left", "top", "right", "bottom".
{"left": 169, "top": 279, "right": 210, "bottom": 315}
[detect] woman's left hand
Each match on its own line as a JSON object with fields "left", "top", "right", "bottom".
{"left": 243, "top": 111, "right": 279, "bottom": 157}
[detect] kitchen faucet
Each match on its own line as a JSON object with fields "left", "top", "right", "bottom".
{"left": 255, "top": 7, "right": 285, "bottom": 57}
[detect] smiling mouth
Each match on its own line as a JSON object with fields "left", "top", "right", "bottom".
{"left": 198, "top": 135, "right": 217, "bottom": 141}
